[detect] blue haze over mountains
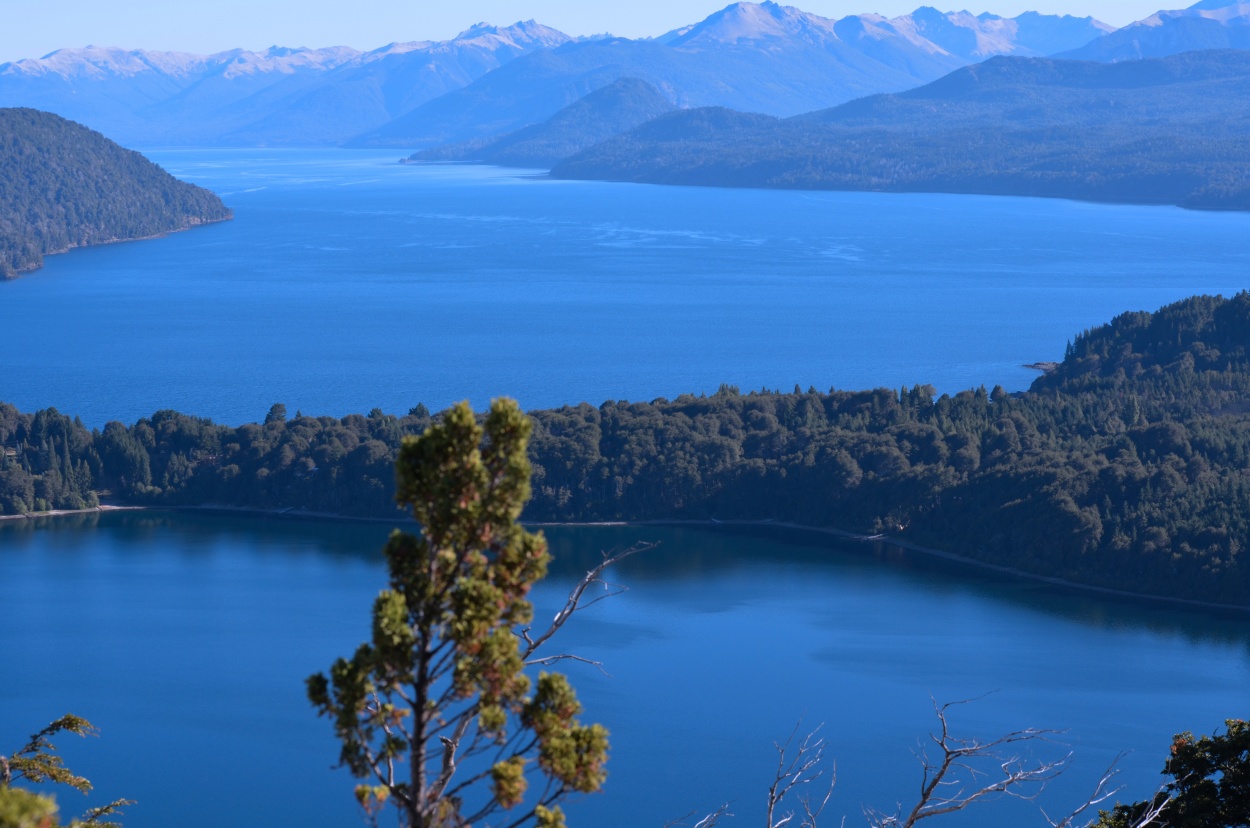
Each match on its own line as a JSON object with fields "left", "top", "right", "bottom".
{"left": 0, "top": 1, "right": 1118, "bottom": 148}
{"left": 2, "top": 0, "right": 1247, "bottom": 151}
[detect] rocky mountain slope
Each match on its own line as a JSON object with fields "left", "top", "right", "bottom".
{"left": 0, "top": 3, "right": 1114, "bottom": 148}
{"left": 1058, "top": 0, "right": 1250, "bottom": 60}
{"left": 352, "top": 2, "right": 1113, "bottom": 148}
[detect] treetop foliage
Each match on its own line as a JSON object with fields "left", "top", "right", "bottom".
{"left": 1096, "top": 719, "right": 1250, "bottom": 828}
{"left": 0, "top": 715, "right": 132, "bottom": 828}
{"left": 307, "top": 399, "right": 608, "bottom": 828}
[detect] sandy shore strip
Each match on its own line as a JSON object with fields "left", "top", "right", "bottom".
{"left": 0, "top": 504, "right": 148, "bottom": 522}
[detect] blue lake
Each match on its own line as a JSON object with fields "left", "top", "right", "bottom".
{"left": 2, "top": 149, "right": 1249, "bottom": 425}
{"left": 2, "top": 513, "right": 1247, "bottom": 828}
{"left": 3, "top": 153, "right": 1249, "bottom": 827}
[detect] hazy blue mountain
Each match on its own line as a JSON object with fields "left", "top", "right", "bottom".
{"left": 889, "top": 6, "right": 1112, "bottom": 60}
{"left": 409, "top": 77, "right": 678, "bottom": 167}
{"left": 351, "top": 2, "right": 1113, "bottom": 149}
{"left": 552, "top": 50, "right": 1250, "bottom": 210}
{"left": 219, "top": 22, "right": 573, "bottom": 146}
{"left": 0, "top": 45, "right": 359, "bottom": 145}
{"left": 1056, "top": 0, "right": 1250, "bottom": 60}
{"left": 0, "top": 3, "right": 1117, "bottom": 148}
{"left": 0, "top": 22, "right": 570, "bottom": 146}
{"left": 0, "top": 108, "right": 231, "bottom": 278}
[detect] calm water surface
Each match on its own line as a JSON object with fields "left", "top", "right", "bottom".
{"left": 2, "top": 149, "right": 1249, "bottom": 425}
{"left": 2, "top": 513, "right": 1246, "bottom": 827}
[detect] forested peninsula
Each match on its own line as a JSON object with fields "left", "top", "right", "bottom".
{"left": 0, "top": 108, "right": 232, "bottom": 278}
{"left": 552, "top": 51, "right": 1250, "bottom": 211}
{"left": 4, "top": 293, "right": 1250, "bottom": 606}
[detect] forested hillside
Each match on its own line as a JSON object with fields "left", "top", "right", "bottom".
{"left": 4, "top": 293, "right": 1250, "bottom": 606}
{"left": 0, "top": 108, "right": 231, "bottom": 278}
{"left": 410, "top": 78, "right": 677, "bottom": 168}
{"left": 552, "top": 51, "right": 1250, "bottom": 211}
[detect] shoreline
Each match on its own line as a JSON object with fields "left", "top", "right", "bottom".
{"left": 5, "top": 502, "right": 1248, "bottom": 615}
{"left": 0, "top": 504, "right": 148, "bottom": 522}
{"left": 6, "top": 214, "right": 233, "bottom": 280}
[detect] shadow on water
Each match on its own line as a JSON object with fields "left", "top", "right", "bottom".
{"left": 540, "top": 522, "right": 1250, "bottom": 656}
{"left": 0, "top": 509, "right": 394, "bottom": 562}
{"left": 4, "top": 511, "right": 1246, "bottom": 655}
{"left": 2, "top": 509, "right": 1248, "bottom": 828}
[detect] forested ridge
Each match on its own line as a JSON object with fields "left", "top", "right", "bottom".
{"left": 552, "top": 51, "right": 1250, "bottom": 211}
{"left": 4, "top": 293, "right": 1250, "bottom": 605}
{"left": 408, "top": 78, "right": 678, "bottom": 169}
{"left": 0, "top": 107, "right": 232, "bottom": 278}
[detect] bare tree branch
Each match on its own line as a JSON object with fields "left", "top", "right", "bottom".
{"left": 525, "top": 652, "right": 613, "bottom": 676}
{"left": 665, "top": 803, "right": 734, "bottom": 828}
{"left": 767, "top": 722, "right": 837, "bottom": 828}
{"left": 864, "top": 698, "right": 1068, "bottom": 828}
{"left": 427, "top": 711, "right": 472, "bottom": 803}
{"left": 520, "top": 541, "right": 656, "bottom": 659}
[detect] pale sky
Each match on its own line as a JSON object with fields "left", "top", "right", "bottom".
{"left": 1, "top": 0, "right": 1172, "bottom": 64}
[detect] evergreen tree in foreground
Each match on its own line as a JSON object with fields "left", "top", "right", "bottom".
{"left": 0, "top": 715, "right": 131, "bottom": 828}
{"left": 308, "top": 399, "right": 614, "bottom": 828}
{"left": 1095, "top": 719, "right": 1250, "bottom": 828}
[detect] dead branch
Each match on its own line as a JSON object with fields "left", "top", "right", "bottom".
{"left": 524, "top": 652, "right": 612, "bottom": 676}
{"left": 767, "top": 722, "right": 837, "bottom": 828}
{"left": 864, "top": 698, "right": 1069, "bottom": 828}
{"left": 1042, "top": 754, "right": 1126, "bottom": 828}
{"left": 1050, "top": 765, "right": 1172, "bottom": 828}
{"left": 665, "top": 802, "right": 734, "bottom": 828}
{"left": 519, "top": 541, "right": 655, "bottom": 659}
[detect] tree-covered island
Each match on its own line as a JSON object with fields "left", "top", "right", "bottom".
{"left": 4, "top": 292, "right": 1250, "bottom": 607}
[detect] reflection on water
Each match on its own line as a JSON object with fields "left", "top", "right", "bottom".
{"left": 1, "top": 512, "right": 1246, "bottom": 828}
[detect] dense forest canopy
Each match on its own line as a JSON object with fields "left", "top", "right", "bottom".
{"left": 552, "top": 50, "right": 1250, "bottom": 211}
{"left": 0, "top": 107, "right": 232, "bottom": 278}
{"left": 4, "top": 293, "right": 1250, "bottom": 606}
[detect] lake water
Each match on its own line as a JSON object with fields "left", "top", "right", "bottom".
{"left": 2, "top": 512, "right": 1246, "bottom": 828}
{"left": 2, "top": 149, "right": 1250, "bottom": 426}
{"left": 4, "top": 154, "right": 1249, "bottom": 827}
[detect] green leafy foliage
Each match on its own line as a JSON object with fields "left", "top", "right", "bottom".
{"left": 0, "top": 107, "right": 231, "bottom": 278}
{"left": 0, "top": 787, "right": 59, "bottom": 828}
{"left": 2, "top": 715, "right": 97, "bottom": 794}
{"left": 1096, "top": 719, "right": 1250, "bottom": 828}
{"left": 0, "top": 716, "right": 132, "bottom": 828}
{"left": 307, "top": 399, "right": 608, "bottom": 827}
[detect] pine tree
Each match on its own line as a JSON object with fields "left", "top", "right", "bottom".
{"left": 307, "top": 399, "right": 616, "bottom": 828}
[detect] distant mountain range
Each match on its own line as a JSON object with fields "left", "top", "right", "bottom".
{"left": 0, "top": 22, "right": 570, "bottom": 146}
{"left": 1057, "top": 0, "right": 1250, "bottom": 59}
{"left": 4, "top": 0, "right": 1249, "bottom": 154}
{"left": 550, "top": 50, "right": 1250, "bottom": 211}
{"left": 350, "top": 4, "right": 1112, "bottom": 148}
{"left": 0, "top": 2, "right": 1113, "bottom": 148}
{"left": 0, "top": 108, "right": 231, "bottom": 278}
